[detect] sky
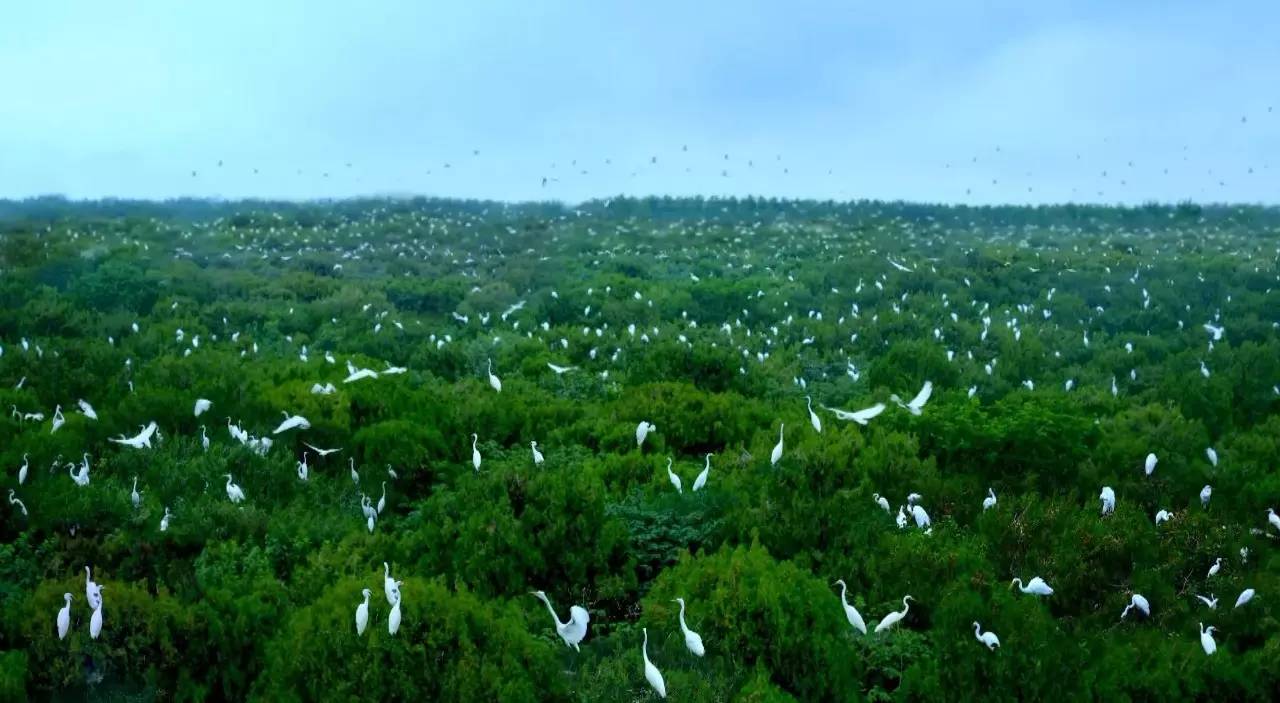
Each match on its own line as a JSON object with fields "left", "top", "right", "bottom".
{"left": 1, "top": 0, "right": 1277, "bottom": 205}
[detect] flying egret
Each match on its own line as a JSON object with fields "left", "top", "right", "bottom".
{"left": 692, "top": 453, "right": 712, "bottom": 492}
{"left": 873, "top": 493, "right": 890, "bottom": 513}
{"left": 1012, "top": 577, "right": 1054, "bottom": 596}
{"left": 805, "top": 396, "right": 821, "bottom": 433}
{"left": 874, "top": 595, "right": 914, "bottom": 633}
{"left": 1234, "top": 588, "right": 1255, "bottom": 608}
{"left": 1195, "top": 594, "right": 1218, "bottom": 609}
{"left": 1100, "top": 486, "right": 1115, "bottom": 515}
{"left": 1144, "top": 453, "right": 1157, "bottom": 476}
{"left": 530, "top": 590, "right": 590, "bottom": 651}
{"left": 471, "top": 433, "right": 482, "bottom": 471}
{"left": 486, "top": 358, "right": 502, "bottom": 392}
{"left": 833, "top": 579, "right": 867, "bottom": 634}
{"left": 973, "top": 622, "right": 1000, "bottom": 650}
{"left": 642, "top": 627, "right": 666, "bottom": 698}
{"left": 890, "top": 381, "right": 933, "bottom": 416}
{"left": 666, "top": 458, "right": 682, "bottom": 494}
{"left": 224, "top": 474, "right": 245, "bottom": 504}
{"left": 1199, "top": 623, "right": 1216, "bottom": 655}
{"left": 770, "top": 423, "right": 784, "bottom": 466}
{"left": 636, "top": 421, "right": 655, "bottom": 448}
{"left": 302, "top": 442, "right": 342, "bottom": 457}
{"left": 383, "top": 563, "right": 401, "bottom": 605}
{"left": 1207, "top": 557, "right": 1222, "bottom": 578}
{"left": 531, "top": 441, "right": 544, "bottom": 466}
{"left": 547, "top": 363, "right": 575, "bottom": 375}
{"left": 982, "top": 488, "right": 997, "bottom": 511}
{"left": 825, "top": 402, "right": 885, "bottom": 425}
{"left": 673, "top": 598, "right": 705, "bottom": 656}
{"left": 1121, "top": 593, "right": 1151, "bottom": 619}
{"left": 194, "top": 398, "right": 212, "bottom": 417}
{"left": 273, "top": 412, "right": 311, "bottom": 434}
{"left": 388, "top": 598, "right": 402, "bottom": 635}
{"left": 356, "top": 588, "right": 371, "bottom": 636}
{"left": 57, "top": 593, "right": 72, "bottom": 640}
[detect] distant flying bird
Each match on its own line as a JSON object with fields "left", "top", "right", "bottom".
{"left": 302, "top": 442, "right": 342, "bottom": 457}
{"left": 273, "top": 412, "right": 311, "bottom": 434}
{"left": 547, "top": 363, "right": 576, "bottom": 375}
{"left": 194, "top": 398, "right": 212, "bottom": 417}
{"left": 824, "top": 402, "right": 885, "bottom": 425}
{"left": 890, "top": 381, "right": 933, "bottom": 416}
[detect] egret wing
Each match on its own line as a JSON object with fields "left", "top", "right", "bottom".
{"left": 909, "top": 381, "right": 934, "bottom": 409}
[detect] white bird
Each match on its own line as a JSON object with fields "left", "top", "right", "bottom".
{"left": 201, "top": 426, "right": 210, "bottom": 451}
{"left": 8, "top": 490, "right": 28, "bottom": 517}
{"left": 273, "top": 412, "right": 311, "bottom": 434}
{"left": 224, "top": 474, "right": 245, "bottom": 504}
{"left": 890, "top": 381, "right": 933, "bottom": 416}
{"left": 673, "top": 597, "right": 705, "bottom": 656}
{"left": 531, "top": 441, "right": 545, "bottom": 466}
{"left": 1199, "top": 623, "right": 1217, "bottom": 655}
{"left": 89, "top": 598, "right": 103, "bottom": 640}
{"left": 57, "top": 593, "right": 72, "bottom": 640}
{"left": 1206, "top": 447, "right": 1218, "bottom": 467}
{"left": 471, "top": 433, "right": 482, "bottom": 471}
{"left": 1203, "top": 323, "right": 1225, "bottom": 341}
{"left": 1234, "top": 588, "right": 1255, "bottom": 608}
{"left": 825, "top": 402, "right": 886, "bottom": 425}
{"left": 194, "top": 398, "right": 212, "bottom": 417}
{"left": 388, "top": 598, "right": 402, "bottom": 635}
{"left": 1100, "top": 486, "right": 1115, "bottom": 515}
{"left": 17, "top": 453, "right": 28, "bottom": 485}
{"left": 874, "top": 595, "right": 914, "bottom": 633}
{"left": 383, "top": 563, "right": 401, "bottom": 606}
{"left": 896, "top": 506, "right": 908, "bottom": 529}
{"left": 665, "top": 458, "right": 682, "bottom": 493}
{"left": 642, "top": 627, "right": 666, "bottom": 698}
{"left": 973, "top": 621, "right": 1000, "bottom": 650}
{"left": 50, "top": 405, "right": 65, "bottom": 433}
{"left": 302, "top": 442, "right": 342, "bottom": 457}
{"left": 69, "top": 461, "right": 90, "bottom": 487}
{"left": 356, "top": 588, "right": 371, "bottom": 636}
{"left": 1155, "top": 509, "right": 1172, "bottom": 525}
{"left": 1011, "top": 577, "right": 1054, "bottom": 596}
{"left": 1121, "top": 593, "right": 1150, "bottom": 619}
{"left": 131, "top": 477, "right": 142, "bottom": 509}
{"left": 805, "top": 396, "right": 821, "bottom": 433}
{"left": 160, "top": 506, "right": 171, "bottom": 532}
{"left": 692, "top": 453, "right": 712, "bottom": 492}
{"left": 77, "top": 399, "right": 98, "bottom": 420}
{"left": 377, "top": 482, "right": 387, "bottom": 515}
{"left": 1144, "top": 453, "right": 1157, "bottom": 476}
{"left": 84, "top": 566, "right": 102, "bottom": 610}
{"left": 547, "top": 363, "right": 576, "bottom": 375}
{"left": 296, "top": 453, "right": 309, "bottom": 481}
{"left": 486, "top": 358, "right": 502, "bottom": 392}
{"left": 982, "top": 488, "right": 997, "bottom": 511}
{"left": 1207, "top": 557, "right": 1222, "bottom": 578}
{"left": 1200, "top": 485, "right": 1212, "bottom": 508}
{"left": 911, "top": 504, "right": 931, "bottom": 528}
{"left": 770, "top": 423, "right": 784, "bottom": 466}
{"left": 1195, "top": 594, "right": 1218, "bottom": 610}
{"left": 530, "top": 590, "right": 590, "bottom": 651}
{"left": 109, "top": 421, "right": 158, "bottom": 449}
{"left": 1268, "top": 508, "right": 1280, "bottom": 533}
{"left": 834, "top": 579, "right": 867, "bottom": 634}
{"left": 636, "top": 421, "right": 655, "bottom": 448}
{"left": 873, "top": 493, "right": 890, "bottom": 513}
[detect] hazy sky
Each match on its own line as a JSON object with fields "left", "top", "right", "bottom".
{"left": 2, "top": 1, "right": 1277, "bottom": 204}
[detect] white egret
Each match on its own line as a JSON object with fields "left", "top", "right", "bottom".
{"left": 302, "top": 442, "right": 342, "bottom": 457}
{"left": 57, "top": 593, "right": 72, "bottom": 640}
{"left": 1100, "top": 486, "right": 1115, "bottom": 515}
{"left": 825, "top": 402, "right": 886, "bottom": 425}
{"left": 350, "top": 458, "right": 360, "bottom": 485}
{"left": 531, "top": 441, "right": 544, "bottom": 466}
{"left": 89, "top": 597, "right": 103, "bottom": 640}
{"left": 1207, "top": 557, "right": 1222, "bottom": 578}
{"left": 201, "top": 425, "right": 209, "bottom": 451}
{"left": 983, "top": 488, "right": 997, "bottom": 511}
{"left": 673, "top": 597, "right": 705, "bottom": 656}
{"left": 642, "top": 627, "right": 667, "bottom": 698}
{"left": 377, "top": 482, "right": 387, "bottom": 514}
{"left": 973, "top": 622, "right": 1000, "bottom": 650}
{"left": 84, "top": 566, "right": 102, "bottom": 610}
{"left": 194, "top": 398, "right": 212, "bottom": 417}
{"left": 296, "top": 453, "right": 309, "bottom": 481}
{"left": 471, "top": 433, "right": 482, "bottom": 471}
{"left": 1155, "top": 509, "right": 1172, "bottom": 525}
{"left": 131, "top": 477, "right": 142, "bottom": 509}
{"left": 890, "top": 381, "right": 933, "bottom": 416}
{"left": 50, "top": 405, "right": 65, "bottom": 433}
{"left": 1144, "top": 453, "right": 1157, "bottom": 476}
{"left": 17, "top": 453, "right": 28, "bottom": 485}
{"left": 273, "top": 412, "right": 311, "bottom": 434}
{"left": 77, "top": 399, "right": 98, "bottom": 420}
{"left": 692, "top": 453, "right": 712, "bottom": 492}
{"left": 1268, "top": 508, "right": 1280, "bottom": 533}
{"left": 160, "top": 507, "right": 171, "bottom": 532}
{"left": 224, "top": 474, "right": 245, "bottom": 504}
{"left": 1199, "top": 623, "right": 1216, "bottom": 655}
{"left": 530, "top": 590, "right": 589, "bottom": 651}
{"left": 911, "top": 504, "right": 931, "bottom": 528}
{"left": 1195, "top": 594, "right": 1218, "bottom": 609}
{"left": 874, "top": 595, "right": 914, "bottom": 633}
{"left": 1234, "top": 588, "right": 1255, "bottom": 608}
{"left": 805, "top": 396, "right": 821, "bottom": 433}
{"left": 873, "top": 493, "right": 890, "bottom": 513}
{"left": 388, "top": 598, "right": 402, "bottom": 635}
{"left": 896, "top": 506, "right": 908, "bottom": 529}
{"left": 833, "top": 579, "right": 867, "bottom": 634}
{"left": 69, "top": 461, "right": 90, "bottom": 487}
{"left": 1121, "top": 593, "right": 1150, "bottom": 619}
{"left": 1011, "top": 577, "right": 1054, "bottom": 596}
{"left": 770, "top": 423, "right": 784, "bottom": 466}
{"left": 8, "top": 490, "right": 28, "bottom": 517}
{"left": 486, "top": 358, "right": 502, "bottom": 392}
{"left": 356, "top": 588, "right": 371, "bottom": 636}
{"left": 666, "top": 458, "right": 682, "bottom": 494}
{"left": 636, "top": 421, "right": 655, "bottom": 448}
{"left": 1206, "top": 446, "right": 1218, "bottom": 467}
{"left": 383, "top": 563, "right": 402, "bottom": 605}
{"left": 1200, "top": 484, "right": 1212, "bottom": 508}
{"left": 547, "top": 363, "right": 575, "bottom": 375}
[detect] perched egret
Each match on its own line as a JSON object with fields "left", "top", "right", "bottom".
{"left": 1206, "top": 446, "right": 1218, "bottom": 467}
{"left": 805, "top": 396, "right": 821, "bottom": 433}
{"left": 642, "top": 627, "right": 667, "bottom": 698}
{"left": 874, "top": 595, "right": 914, "bottom": 633}
{"left": 1268, "top": 508, "right": 1280, "bottom": 533}
{"left": 377, "top": 482, "right": 386, "bottom": 515}
{"left": 636, "top": 421, "right": 655, "bottom": 448}
{"left": 388, "top": 598, "right": 402, "bottom": 635}
{"left": 692, "top": 453, "right": 712, "bottom": 492}
{"left": 131, "top": 477, "right": 142, "bottom": 509}
{"left": 1234, "top": 588, "right": 1255, "bottom": 609}
{"left": 17, "top": 453, "right": 28, "bottom": 485}
{"left": 1121, "top": 593, "right": 1151, "bottom": 619}
{"left": 530, "top": 590, "right": 590, "bottom": 651}
{"left": 486, "top": 358, "right": 502, "bottom": 392}
{"left": 890, "top": 381, "right": 933, "bottom": 415}
{"left": 1012, "top": 577, "right": 1054, "bottom": 596}
{"left": 57, "top": 593, "right": 72, "bottom": 639}
{"left": 896, "top": 506, "right": 908, "bottom": 529}
{"left": 983, "top": 488, "right": 997, "bottom": 511}
{"left": 1207, "top": 557, "right": 1222, "bottom": 578}
{"left": 673, "top": 598, "right": 705, "bottom": 656}
{"left": 973, "top": 622, "right": 1000, "bottom": 650}
{"left": 833, "top": 579, "right": 867, "bottom": 634}
{"left": 224, "top": 475, "right": 245, "bottom": 504}
{"left": 771, "top": 423, "right": 784, "bottom": 466}
{"left": 356, "top": 588, "right": 371, "bottom": 635}
{"left": 666, "top": 458, "right": 682, "bottom": 493}
{"left": 84, "top": 566, "right": 102, "bottom": 610}
{"left": 531, "top": 441, "right": 545, "bottom": 466}
{"left": 1199, "top": 623, "right": 1217, "bottom": 655}
{"left": 1100, "top": 486, "right": 1116, "bottom": 515}
{"left": 194, "top": 398, "right": 212, "bottom": 417}
{"left": 1144, "top": 452, "right": 1157, "bottom": 476}
{"left": 471, "top": 433, "right": 482, "bottom": 471}
{"left": 159, "top": 506, "right": 171, "bottom": 532}
{"left": 8, "top": 490, "right": 28, "bottom": 517}
{"left": 350, "top": 458, "right": 360, "bottom": 485}
{"left": 873, "top": 493, "right": 890, "bottom": 513}
{"left": 1155, "top": 509, "right": 1172, "bottom": 525}
{"left": 89, "top": 598, "right": 103, "bottom": 640}
{"left": 1200, "top": 485, "right": 1212, "bottom": 508}
{"left": 911, "top": 504, "right": 931, "bottom": 528}
{"left": 383, "top": 563, "right": 401, "bottom": 605}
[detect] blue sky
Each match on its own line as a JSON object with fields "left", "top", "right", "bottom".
{"left": 1, "top": 1, "right": 1276, "bottom": 204}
